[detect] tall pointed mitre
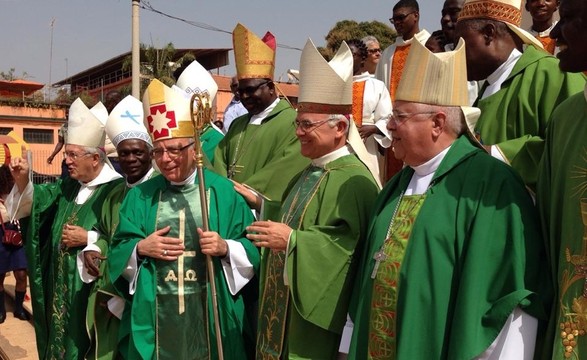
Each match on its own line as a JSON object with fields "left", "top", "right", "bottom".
{"left": 232, "top": 23, "right": 276, "bottom": 80}
{"left": 297, "top": 39, "right": 354, "bottom": 114}
{"left": 90, "top": 101, "right": 117, "bottom": 155}
{"left": 143, "top": 79, "right": 194, "bottom": 142}
{"left": 297, "top": 39, "right": 382, "bottom": 189}
{"left": 458, "top": 0, "right": 543, "bottom": 49}
{"left": 396, "top": 38, "right": 481, "bottom": 137}
{"left": 105, "top": 95, "right": 151, "bottom": 148}
{"left": 175, "top": 60, "right": 218, "bottom": 101}
{"left": 67, "top": 98, "right": 106, "bottom": 148}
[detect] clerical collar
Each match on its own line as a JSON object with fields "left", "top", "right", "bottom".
{"left": 406, "top": 145, "right": 451, "bottom": 196}
{"left": 528, "top": 21, "right": 557, "bottom": 37}
{"left": 397, "top": 29, "right": 429, "bottom": 47}
{"left": 249, "top": 97, "right": 280, "bottom": 125}
{"left": 481, "top": 48, "right": 522, "bottom": 99}
{"left": 311, "top": 145, "right": 352, "bottom": 168}
{"left": 353, "top": 71, "right": 372, "bottom": 82}
{"left": 169, "top": 168, "right": 197, "bottom": 186}
{"left": 81, "top": 164, "right": 122, "bottom": 188}
{"left": 127, "top": 167, "right": 154, "bottom": 188}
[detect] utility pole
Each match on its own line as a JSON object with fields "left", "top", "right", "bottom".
{"left": 48, "top": 18, "right": 56, "bottom": 101}
{"left": 132, "top": 0, "right": 140, "bottom": 98}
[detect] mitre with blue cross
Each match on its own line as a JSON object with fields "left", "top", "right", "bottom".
{"left": 143, "top": 79, "right": 194, "bottom": 141}
{"left": 105, "top": 95, "right": 151, "bottom": 148}
{"left": 67, "top": 98, "right": 106, "bottom": 148}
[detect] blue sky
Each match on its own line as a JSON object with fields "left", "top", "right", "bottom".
{"left": 1, "top": 1, "right": 448, "bottom": 85}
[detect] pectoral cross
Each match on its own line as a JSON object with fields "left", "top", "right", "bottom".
{"left": 370, "top": 249, "right": 388, "bottom": 279}
{"left": 227, "top": 164, "right": 244, "bottom": 179}
{"left": 177, "top": 209, "right": 197, "bottom": 314}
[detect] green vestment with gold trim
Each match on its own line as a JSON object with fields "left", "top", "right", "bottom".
{"left": 348, "top": 136, "right": 552, "bottom": 359}
{"left": 256, "top": 154, "right": 379, "bottom": 359}
{"left": 109, "top": 170, "right": 259, "bottom": 360}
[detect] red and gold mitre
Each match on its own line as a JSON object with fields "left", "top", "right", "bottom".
{"left": 232, "top": 23, "right": 276, "bottom": 80}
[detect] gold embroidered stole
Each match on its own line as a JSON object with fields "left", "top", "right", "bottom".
{"left": 367, "top": 194, "right": 426, "bottom": 360}
{"left": 352, "top": 80, "right": 366, "bottom": 127}
{"left": 256, "top": 166, "right": 326, "bottom": 360}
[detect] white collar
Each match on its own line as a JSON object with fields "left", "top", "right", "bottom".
{"left": 311, "top": 145, "right": 352, "bottom": 168}
{"left": 410, "top": 145, "right": 451, "bottom": 176}
{"left": 81, "top": 164, "right": 123, "bottom": 189}
{"left": 397, "top": 29, "right": 431, "bottom": 47}
{"left": 353, "top": 72, "right": 372, "bottom": 82}
{"left": 528, "top": 21, "right": 558, "bottom": 37}
{"left": 169, "top": 168, "right": 197, "bottom": 186}
{"left": 486, "top": 48, "right": 522, "bottom": 87}
{"left": 127, "top": 167, "right": 154, "bottom": 188}
{"left": 249, "top": 98, "right": 280, "bottom": 125}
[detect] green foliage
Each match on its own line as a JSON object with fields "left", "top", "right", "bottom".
{"left": 320, "top": 20, "right": 397, "bottom": 60}
{"left": 0, "top": 68, "right": 29, "bottom": 81}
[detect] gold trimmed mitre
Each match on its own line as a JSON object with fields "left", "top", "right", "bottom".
{"left": 297, "top": 39, "right": 353, "bottom": 114}
{"left": 232, "top": 23, "right": 276, "bottom": 80}
{"left": 143, "top": 79, "right": 194, "bottom": 142}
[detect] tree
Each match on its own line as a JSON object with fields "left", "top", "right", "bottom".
{"left": 0, "top": 68, "right": 29, "bottom": 81}
{"left": 319, "top": 20, "right": 397, "bottom": 60}
{"left": 122, "top": 42, "right": 195, "bottom": 95}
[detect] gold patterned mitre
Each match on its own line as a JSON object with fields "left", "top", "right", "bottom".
{"left": 232, "top": 23, "right": 276, "bottom": 80}
{"left": 106, "top": 95, "right": 151, "bottom": 148}
{"left": 67, "top": 98, "right": 106, "bottom": 148}
{"left": 397, "top": 38, "right": 469, "bottom": 106}
{"left": 297, "top": 39, "right": 353, "bottom": 114}
{"left": 143, "top": 79, "right": 194, "bottom": 141}
{"left": 458, "top": 0, "right": 543, "bottom": 49}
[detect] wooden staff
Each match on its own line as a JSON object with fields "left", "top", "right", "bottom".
{"left": 189, "top": 92, "right": 224, "bottom": 360}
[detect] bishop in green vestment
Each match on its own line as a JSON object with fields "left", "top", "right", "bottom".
{"left": 108, "top": 78, "right": 260, "bottom": 360}
{"left": 537, "top": 2, "right": 587, "bottom": 358}
{"left": 456, "top": 6, "right": 586, "bottom": 190}
{"left": 6, "top": 98, "right": 123, "bottom": 360}
{"left": 348, "top": 38, "right": 552, "bottom": 360}
{"left": 244, "top": 39, "right": 380, "bottom": 359}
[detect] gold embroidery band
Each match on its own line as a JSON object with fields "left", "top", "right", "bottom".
{"left": 297, "top": 102, "right": 352, "bottom": 115}
{"left": 459, "top": 1, "right": 522, "bottom": 26}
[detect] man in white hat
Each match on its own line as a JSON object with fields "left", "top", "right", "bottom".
{"left": 108, "top": 79, "right": 260, "bottom": 359}
{"left": 537, "top": 0, "right": 587, "bottom": 358}
{"left": 6, "top": 98, "right": 124, "bottom": 359}
{"left": 79, "top": 94, "right": 154, "bottom": 360}
{"left": 244, "top": 39, "right": 379, "bottom": 359}
{"left": 347, "top": 38, "right": 550, "bottom": 359}
{"left": 213, "top": 23, "right": 310, "bottom": 205}
{"left": 455, "top": 0, "right": 585, "bottom": 190}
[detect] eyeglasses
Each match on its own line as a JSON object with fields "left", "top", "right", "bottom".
{"left": 367, "top": 48, "right": 382, "bottom": 54}
{"left": 151, "top": 141, "right": 194, "bottom": 159}
{"left": 389, "top": 11, "right": 416, "bottom": 24}
{"left": 237, "top": 80, "right": 271, "bottom": 96}
{"left": 389, "top": 111, "right": 436, "bottom": 126}
{"left": 63, "top": 151, "right": 91, "bottom": 161}
{"left": 295, "top": 118, "right": 331, "bottom": 133}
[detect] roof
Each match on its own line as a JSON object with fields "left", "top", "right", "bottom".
{"left": 0, "top": 79, "right": 44, "bottom": 96}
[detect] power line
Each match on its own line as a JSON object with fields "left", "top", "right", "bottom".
{"left": 140, "top": 1, "right": 302, "bottom": 51}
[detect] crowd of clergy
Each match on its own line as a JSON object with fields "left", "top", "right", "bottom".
{"left": 2, "top": 0, "right": 587, "bottom": 358}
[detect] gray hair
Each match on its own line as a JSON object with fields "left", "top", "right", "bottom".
{"left": 327, "top": 114, "right": 350, "bottom": 135}
{"left": 361, "top": 35, "right": 380, "bottom": 47}
{"left": 82, "top": 146, "right": 107, "bottom": 162}
{"left": 443, "top": 107, "right": 466, "bottom": 136}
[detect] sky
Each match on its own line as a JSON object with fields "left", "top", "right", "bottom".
{"left": 1, "top": 0, "right": 447, "bottom": 87}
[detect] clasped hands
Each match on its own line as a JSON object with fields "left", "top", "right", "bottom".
{"left": 137, "top": 225, "right": 228, "bottom": 261}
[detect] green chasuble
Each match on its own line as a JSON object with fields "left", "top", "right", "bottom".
{"left": 538, "top": 89, "right": 587, "bottom": 360}
{"left": 474, "top": 46, "right": 586, "bottom": 190}
{"left": 22, "top": 175, "right": 124, "bottom": 359}
{"left": 257, "top": 154, "right": 379, "bottom": 359}
{"left": 348, "top": 136, "right": 552, "bottom": 360}
{"left": 108, "top": 169, "right": 260, "bottom": 360}
{"left": 200, "top": 125, "right": 223, "bottom": 164}
{"left": 212, "top": 99, "right": 310, "bottom": 201}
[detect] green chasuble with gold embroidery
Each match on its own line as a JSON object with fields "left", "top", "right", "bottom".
{"left": 212, "top": 99, "right": 310, "bottom": 201}
{"left": 256, "top": 154, "right": 379, "bottom": 359}
{"left": 348, "top": 136, "right": 552, "bottom": 360}
{"left": 538, "top": 89, "right": 587, "bottom": 360}
{"left": 474, "top": 46, "right": 585, "bottom": 190}
{"left": 21, "top": 176, "right": 124, "bottom": 359}
{"left": 109, "top": 170, "right": 259, "bottom": 360}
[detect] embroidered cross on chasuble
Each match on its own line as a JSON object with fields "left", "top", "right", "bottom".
{"left": 367, "top": 194, "right": 426, "bottom": 360}
{"left": 257, "top": 166, "right": 326, "bottom": 359}
{"left": 155, "top": 184, "right": 209, "bottom": 359}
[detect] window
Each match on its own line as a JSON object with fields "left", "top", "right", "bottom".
{"left": 0, "top": 127, "right": 13, "bottom": 135}
{"left": 23, "top": 128, "right": 54, "bottom": 144}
